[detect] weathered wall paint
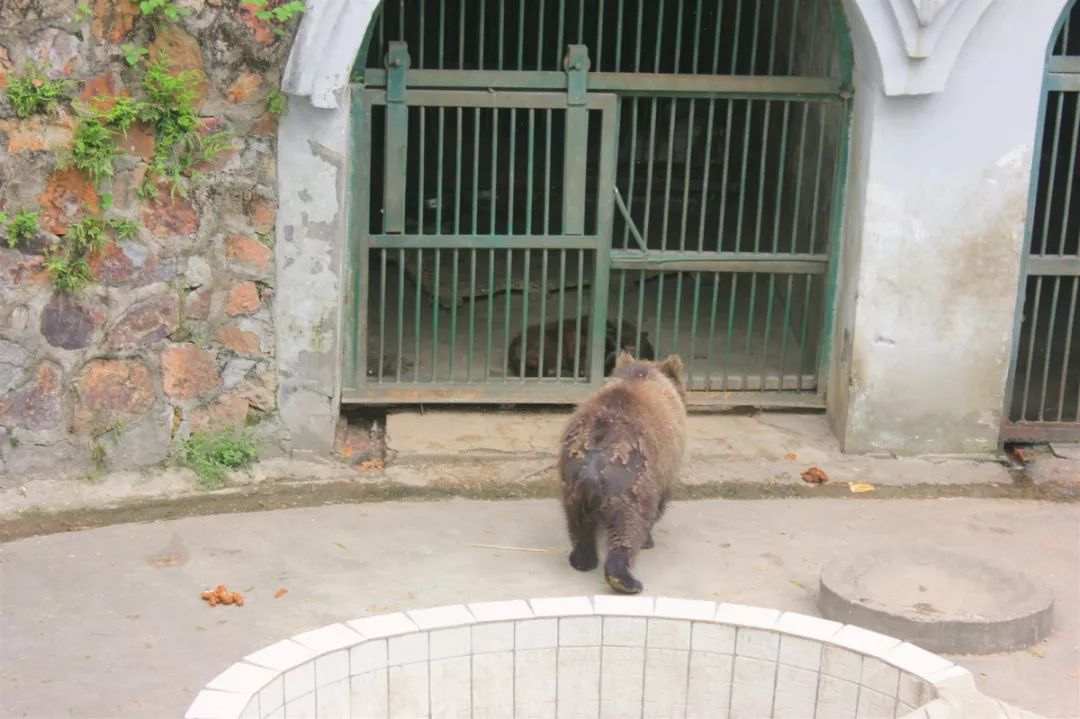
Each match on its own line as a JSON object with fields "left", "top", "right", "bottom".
{"left": 833, "top": 0, "right": 1068, "bottom": 454}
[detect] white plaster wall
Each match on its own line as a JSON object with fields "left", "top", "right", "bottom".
{"left": 834, "top": 0, "right": 1068, "bottom": 454}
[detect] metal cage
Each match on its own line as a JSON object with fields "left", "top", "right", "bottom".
{"left": 343, "top": 0, "right": 854, "bottom": 408}
{"left": 1004, "top": 0, "right": 1080, "bottom": 442}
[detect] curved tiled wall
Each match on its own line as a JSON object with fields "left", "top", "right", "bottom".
{"left": 186, "top": 595, "right": 1036, "bottom": 719}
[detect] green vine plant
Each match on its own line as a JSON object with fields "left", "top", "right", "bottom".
{"left": 121, "top": 43, "right": 150, "bottom": 67}
{"left": 266, "top": 88, "right": 287, "bottom": 117}
{"left": 4, "top": 210, "right": 40, "bottom": 249}
{"left": 138, "top": 0, "right": 192, "bottom": 22}
{"left": 74, "top": 2, "right": 94, "bottom": 22}
{"left": 44, "top": 196, "right": 137, "bottom": 294}
{"left": 139, "top": 54, "right": 232, "bottom": 198}
{"left": 4, "top": 62, "right": 72, "bottom": 118}
{"left": 245, "top": 0, "right": 307, "bottom": 36}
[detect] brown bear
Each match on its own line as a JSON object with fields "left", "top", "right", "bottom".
{"left": 558, "top": 352, "right": 687, "bottom": 593}
{"left": 506, "top": 316, "right": 655, "bottom": 378}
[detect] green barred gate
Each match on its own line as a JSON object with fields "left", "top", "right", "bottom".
{"left": 1005, "top": 0, "right": 1080, "bottom": 442}
{"left": 343, "top": 0, "right": 854, "bottom": 407}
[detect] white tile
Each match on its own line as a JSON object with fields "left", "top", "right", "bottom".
{"left": 898, "top": 673, "right": 931, "bottom": 707}
{"left": 388, "top": 662, "right": 428, "bottom": 719}
{"left": 882, "top": 643, "right": 953, "bottom": 679}
{"left": 265, "top": 708, "right": 285, "bottom": 719}
{"left": 923, "top": 699, "right": 952, "bottom": 719}
{"left": 515, "top": 647, "right": 557, "bottom": 719}
{"left": 388, "top": 633, "right": 428, "bottom": 666}
{"left": 351, "top": 668, "right": 389, "bottom": 718}
{"left": 347, "top": 613, "right": 418, "bottom": 639}
{"left": 593, "top": 594, "right": 654, "bottom": 616}
{"left": 780, "top": 634, "right": 823, "bottom": 671}
{"left": 245, "top": 640, "right": 318, "bottom": 673}
{"left": 283, "top": 692, "right": 316, "bottom": 719}
{"left": 925, "top": 664, "right": 970, "bottom": 688}
{"left": 517, "top": 618, "right": 559, "bottom": 649}
{"left": 430, "top": 656, "right": 471, "bottom": 719}
{"left": 735, "top": 627, "right": 780, "bottom": 661}
{"left": 560, "top": 617, "right": 602, "bottom": 647}
{"left": 599, "top": 646, "right": 644, "bottom": 719}
{"left": 832, "top": 625, "right": 903, "bottom": 658}
{"left": 602, "top": 617, "right": 647, "bottom": 647}
{"left": 774, "top": 663, "right": 819, "bottom": 718}
{"left": 776, "top": 611, "right": 844, "bottom": 642}
{"left": 715, "top": 603, "right": 780, "bottom": 630}
{"left": 292, "top": 623, "right": 363, "bottom": 654}
{"left": 185, "top": 689, "right": 250, "bottom": 719}
{"left": 817, "top": 674, "right": 860, "bottom": 719}
{"left": 284, "top": 663, "right": 315, "bottom": 703}
{"left": 823, "top": 645, "right": 864, "bottom": 681}
{"left": 654, "top": 597, "right": 717, "bottom": 621}
{"left": 646, "top": 619, "right": 692, "bottom": 650}
{"left": 207, "top": 662, "right": 278, "bottom": 694}
{"left": 472, "top": 651, "right": 514, "bottom": 719}
{"left": 691, "top": 622, "right": 735, "bottom": 654}
{"left": 557, "top": 646, "right": 601, "bottom": 719}
{"left": 862, "top": 657, "right": 901, "bottom": 696}
{"left": 729, "top": 656, "right": 776, "bottom": 719}
{"left": 239, "top": 697, "right": 258, "bottom": 719}
{"left": 315, "top": 651, "right": 349, "bottom": 686}
{"left": 407, "top": 604, "right": 474, "bottom": 630}
{"left": 430, "top": 627, "right": 471, "bottom": 660}
{"left": 468, "top": 599, "right": 533, "bottom": 622}
{"left": 315, "top": 678, "right": 349, "bottom": 718}
{"left": 686, "top": 651, "right": 733, "bottom": 719}
{"left": 858, "top": 686, "right": 898, "bottom": 719}
{"left": 642, "top": 648, "right": 689, "bottom": 719}
{"left": 351, "top": 639, "right": 388, "bottom": 675}
{"left": 258, "top": 676, "right": 285, "bottom": 715}
{"left": 531, "top": 596, "right": 594, "bottom": 617}
{"left": 895, "top": 702, "right": 917, "bottom": 718}
{"left": 472, "top": 622, "right": 514, "bottom": 653}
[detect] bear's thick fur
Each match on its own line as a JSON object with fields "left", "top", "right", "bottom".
{"left": 558, "top": 353, "right": 687, "bottom": 593}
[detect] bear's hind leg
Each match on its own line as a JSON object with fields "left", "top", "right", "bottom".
{"left": 565, "top": 501, "right": 599, "bottom": 572}
{"left": 603, "top": 506, "right": 648, "bottom": 594}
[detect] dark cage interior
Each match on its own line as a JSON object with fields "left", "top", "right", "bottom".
{"left": 1007, "top": 2, "right": 1080, "bottom": 437}
{"left": 348, "top": 0, "right": 851, "bottom": 404}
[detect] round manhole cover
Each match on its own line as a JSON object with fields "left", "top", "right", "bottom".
{"left": 818, "top": 546, "right": 1054, "bottom": 654}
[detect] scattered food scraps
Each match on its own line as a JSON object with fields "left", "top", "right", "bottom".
{"left": 848, "top": 482, "right": 875, "bottom": 493}
{"left": 334, "top": 542, "right": 347, "bottom": 550}
{"left": 357, "top": 459, "right": 385, "bottom": 471}
{"left": 801, "top": 467, "right": 829, "bottom": 484}
{"left": 274, "top": 588, "right": 288, "bottom": 599}
{"left": 201, "top": 584, "right": 244, "bottom": 607}
{"left": 784, "top": 453, "right": 797, "bottom": 461}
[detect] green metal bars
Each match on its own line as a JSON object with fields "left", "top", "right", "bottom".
{"left": 345, "top": 0, "right": 853, "bottom": 407}
{"left": 1005, "top": 0, "right": 1080, "bottom": 442}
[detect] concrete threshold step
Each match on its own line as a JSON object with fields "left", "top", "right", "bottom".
{"left": 383, "top": 410, "right": 1022, "bottom": 488}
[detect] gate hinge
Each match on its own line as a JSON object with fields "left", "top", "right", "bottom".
{"left": 386, "top": 41, "right": 410, "bottom": 104}
{"left": 564, "top": 44, "right": 590, "bottom": 106}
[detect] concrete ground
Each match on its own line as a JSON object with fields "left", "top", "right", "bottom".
{"left": 0, "top": 498, "right": 1077, "bottom": 719}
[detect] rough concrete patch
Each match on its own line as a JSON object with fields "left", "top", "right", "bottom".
{"left": 1049, "top": 443, "right": 1080, "bottom": 461}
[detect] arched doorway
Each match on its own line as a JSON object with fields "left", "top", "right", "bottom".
{"left": 1005, "top": 0, "right": 1080, "bottom": 442}
{"left": 341, "top": 0, "right": 853, "bottom": 408}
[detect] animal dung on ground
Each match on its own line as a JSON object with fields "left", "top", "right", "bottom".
{"left": 201, "top": 584, "right": 244, "bottom": 607}
{"left": 801, "top": 467, "right": 829, "bottom": 484}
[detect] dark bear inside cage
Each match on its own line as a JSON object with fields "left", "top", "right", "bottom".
{"left": 345, "top": 0, "right": 852, "bottom": 405}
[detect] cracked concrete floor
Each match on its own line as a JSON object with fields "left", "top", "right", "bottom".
{"left": 1, "top": 497, "right": 1078, "bottom": 719}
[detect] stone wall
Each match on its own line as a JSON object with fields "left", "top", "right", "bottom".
{"left": 0, "top": 0, "right": 295, "bottom": 481}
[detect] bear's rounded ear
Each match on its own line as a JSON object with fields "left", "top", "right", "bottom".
{"left": 658, "top": 354, "right": 684, "bottom": 383}
{"left": 615, "top": 350, "right": 636, "bottom": 368}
